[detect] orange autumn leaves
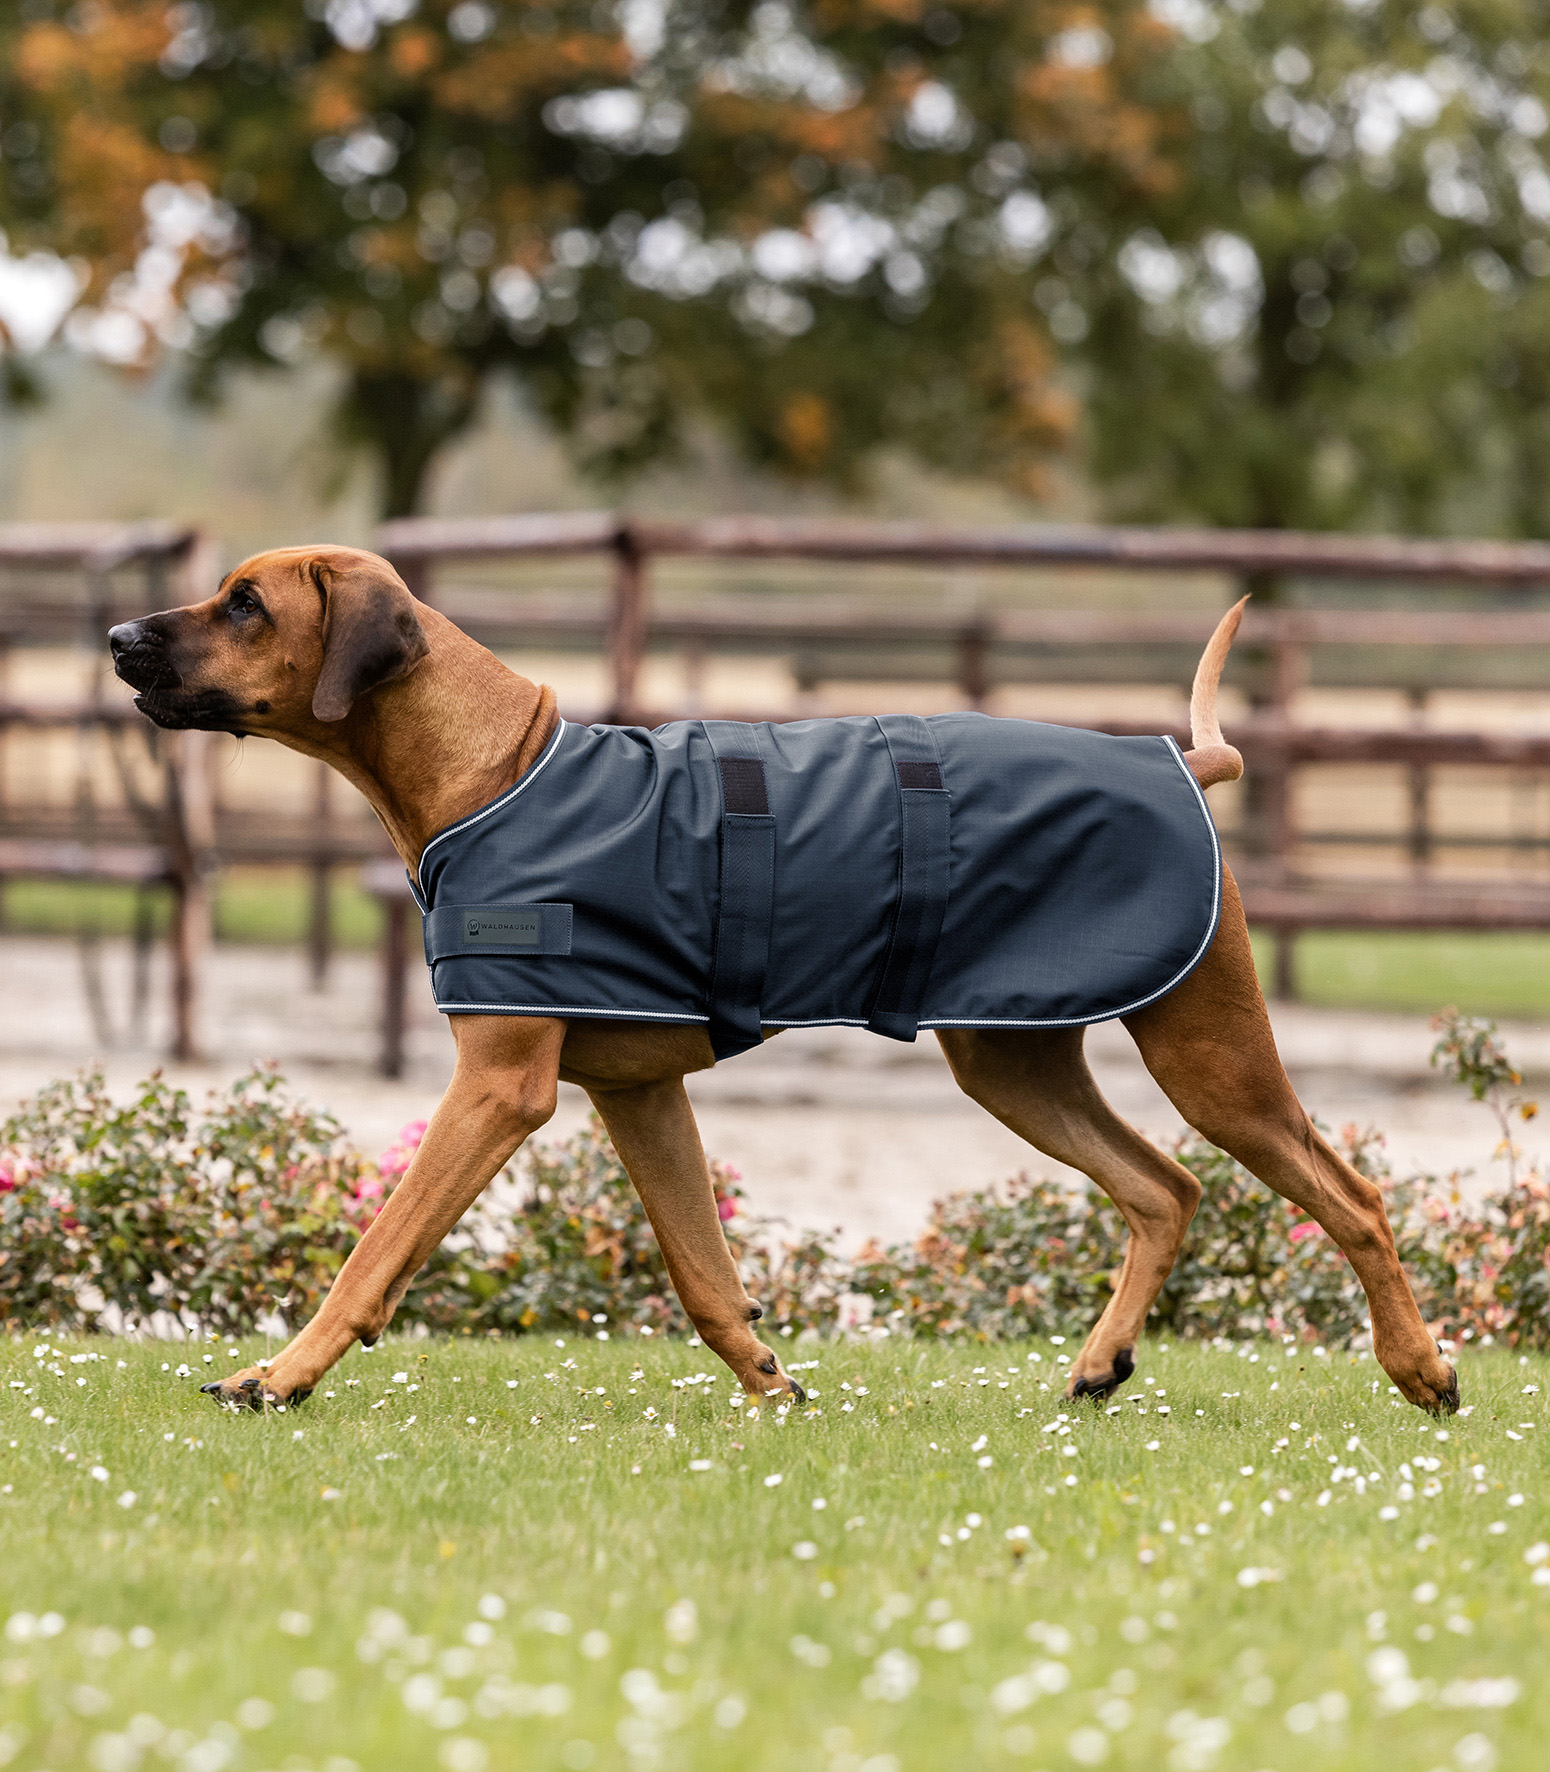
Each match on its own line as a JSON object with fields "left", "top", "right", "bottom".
{"left": 7, "top": 0, "right": 1185, "bottom": 495}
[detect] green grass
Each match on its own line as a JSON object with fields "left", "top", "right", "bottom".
{"left": 0, "top": 869, "right": 385, "bottom": 950}
{"left": 1250, "top": 930, "right": 1550, "bottom": 1019}
{"left": 1, "top": 1335, "right": 1546, "bottom": 1772}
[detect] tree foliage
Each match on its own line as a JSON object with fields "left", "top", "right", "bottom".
{"left": 1, "top": 0, "right": 1175, "bottom": 513}
{"left": 1082, "top": 0, "right": 1550, "bottom": 532}
{"left": 10, "top": 2, "right": 1550, "bottom": 533}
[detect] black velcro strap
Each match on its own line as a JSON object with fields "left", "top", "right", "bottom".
{"left": 424, "top": 902, "right": 573, "bottom": 964}
{"left": 702, "top": 721, "right": 776, "bottom": 1061}
{"left": 718, "top": 755, "right": 770, "bottom": 814}
{"left": 868, "top": 714, "right": 951, "bottom": 1043}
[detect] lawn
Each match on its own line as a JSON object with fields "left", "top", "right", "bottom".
{"left": 1, "top": 870, "right": 385, "bottom": 952}
{"left": 1250, "top": 930, "right": 1550, "bottom": 1020}
{"left": 1, "top": 1335, "right": 1545, "bottom": 1772}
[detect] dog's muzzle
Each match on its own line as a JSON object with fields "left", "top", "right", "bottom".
{"left": 106, "top": 617, "right": 246, "bottom": 731}
{"left": 108, "top": 620, "right": 180, "bottom": 695}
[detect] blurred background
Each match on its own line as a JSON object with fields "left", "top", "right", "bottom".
{"left": 4, "top": 0, "right": 1550, "bottom": 1238}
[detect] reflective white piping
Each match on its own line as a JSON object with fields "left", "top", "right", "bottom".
{"left": 434, "top": 1001, "right": 709, "bottom": 1022}
{"left": 414, "top": 716, "right": 568, "bottom": 896}
{"left": 762, "top": 1017, "right": 869, "bottom": 1028}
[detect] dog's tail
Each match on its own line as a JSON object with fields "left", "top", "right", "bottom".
{"left": 1184, "top": 595, "right": 1248, "bottom": 789}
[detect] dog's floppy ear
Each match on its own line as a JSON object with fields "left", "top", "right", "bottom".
{"left": 310, "top": 554, "right": 429, "bottom": 723}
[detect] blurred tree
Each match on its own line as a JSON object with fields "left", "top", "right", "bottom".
{"left": 1081, "top": 0, "right": 1550, "bottom": 535}
{"left": 1, "top": 0, "right": 1176, "bottom": 515}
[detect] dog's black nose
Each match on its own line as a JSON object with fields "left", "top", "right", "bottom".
{"left": 109, "top": 620, "right": 179, "bottom": 692}
{"left": 108, "top": 620, "right": 152, "bottom": 660}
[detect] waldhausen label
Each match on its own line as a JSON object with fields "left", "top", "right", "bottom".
{"left": 463, "top": 910, "right": 541, "bottom": 947}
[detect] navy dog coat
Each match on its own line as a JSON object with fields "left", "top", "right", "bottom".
{"left": 410, "top": 712, "right": 1221, "bottom": 1060}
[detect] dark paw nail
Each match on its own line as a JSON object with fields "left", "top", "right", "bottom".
{"left": 1070, "top": 1351, "right": 1135, "bottom": 1403}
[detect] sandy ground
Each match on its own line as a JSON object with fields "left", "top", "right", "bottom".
{"left": 4, "top": 934, "right": 1544, "bottom": 1249}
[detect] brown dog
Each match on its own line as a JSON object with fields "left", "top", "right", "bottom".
{"left": 107, "top": 547, "right": 1458, "bottom": 1416}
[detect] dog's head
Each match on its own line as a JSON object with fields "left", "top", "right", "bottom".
{"left": 109, "top": 546, "right": 429, "bottom": 737}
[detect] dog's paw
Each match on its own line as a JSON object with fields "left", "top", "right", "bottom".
{"left": 1408, "top": 1363, "right": 1459, "bottom": 1417}
{"left": 201, "top": 1374, "right": 268, "bottom": 1411}
{"left": 1066, "top": 1345, "right": 1135, "bottom": 1404}
{"left": 201, "top": 1369, "right": 311, "bottom": 1412}
{"left": 751, "top": 1351, "right": 806, "bottom": 1408}
{"left": 1379, "top": 1341, "right": 1460, "bottom": 1415}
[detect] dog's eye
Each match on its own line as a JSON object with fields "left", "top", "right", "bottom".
{"left": 227, "top": 589, "right": 260, "bottom": 619}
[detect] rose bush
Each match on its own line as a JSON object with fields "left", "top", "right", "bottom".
{"left": 2, "top": 1012, "right": 1548, "bottom": 1348}
{"left": 0, "top": 1067, "right": 371, "bottom": 1336}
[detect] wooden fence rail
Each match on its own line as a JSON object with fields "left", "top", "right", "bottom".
{"left": 379, "top": 512, "right": 1550, "bottom": 581}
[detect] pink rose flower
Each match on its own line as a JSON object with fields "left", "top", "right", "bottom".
{"left": 377, "top": 1119, "right": 430, "bottom": 1177}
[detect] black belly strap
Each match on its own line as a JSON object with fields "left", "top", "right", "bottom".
{"left": 703, "top": 714, "right": 952, "bottom": 1057}
{"left": 867, "top": 714, "right": 951, "bottom": 1042}
{"left": 703, "top": 719, "right": 776, "bottom": 1060}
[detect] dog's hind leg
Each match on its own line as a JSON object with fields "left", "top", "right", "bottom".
{"left": 938, "top": 1027, "right": 1202, "bottom": 1400}
{"left": 585, "top": 1077, "right": 807, "bottom": 1406}
{"left": 1123, "top": 867, "right": 1458, "bottom": 1414}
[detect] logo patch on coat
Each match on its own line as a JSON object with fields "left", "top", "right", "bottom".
{"left": 464, "top": 911, "right": 541, "bottom": 946}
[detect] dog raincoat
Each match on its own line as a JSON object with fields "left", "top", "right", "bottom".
{"left": 409, "top": 712, "right": 1221, "bottom": 1060}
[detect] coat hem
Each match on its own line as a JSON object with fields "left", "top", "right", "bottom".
{"left": 434, "top": 1000, "right": 710, "bottom": 1022}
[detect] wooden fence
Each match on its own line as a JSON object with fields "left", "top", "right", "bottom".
{"left": 381, "top": 513, "right": 1550, "bottom": 1012}
{"left": 8, "top": 515, "right": 1550, "bottom": 1076}
{"left": 0, "top": 524, "right": 217, "bottom": 1060}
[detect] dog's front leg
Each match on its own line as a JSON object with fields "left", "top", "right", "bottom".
{"left": 587, "top": 1077, "right": 807, "bottom": 1407}
{"left": 205, "top": 1016, "right": 565, "bottom": 1410}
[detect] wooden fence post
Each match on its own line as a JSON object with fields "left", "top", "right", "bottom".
{"left": 392, "top": 551, "right": 433, "bottom": 608}
{"left": 360, "top": 859, "right": 414, "bottom": 1080}
{"left": 1237, "top": 580, "right": 1306, "bottom": 999}
{"left": 1264, "top": 615, "right": 1306, "bottom": 884}
{"left": 607, "top": 523, "right": 648, "bottom": 723}
{"left": 956, "top": 616, "right": 992, "bottom": 710}
{"left": 166, "top": 729, "right": 214, "bottom": 1061}
{"left": 1407, "top": 686, "right": 1432, "bottom": 875}
{"left": 381, "top": 893, "right": 409, "bottom": 1079}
